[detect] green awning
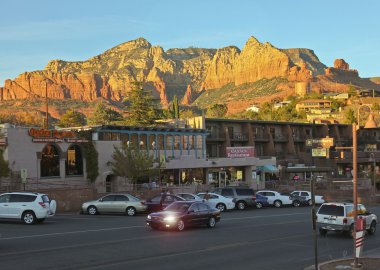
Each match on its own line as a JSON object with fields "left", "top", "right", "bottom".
{"left": 257, "top": 165, "right": 278, "bottom": 173}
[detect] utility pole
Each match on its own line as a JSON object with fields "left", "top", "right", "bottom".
{"left": 353, "top": 123, "right": 359, "bottom": 268}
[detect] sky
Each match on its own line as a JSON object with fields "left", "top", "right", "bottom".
{"left": 1, "top": 0, "right": 380, "bottom": 87}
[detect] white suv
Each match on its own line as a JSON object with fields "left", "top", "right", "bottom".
{"left": 316, "top": 202, "right": 377, "bottom": 236}
{"left": 0, "top": 192, "right": 57, "bottom": 224}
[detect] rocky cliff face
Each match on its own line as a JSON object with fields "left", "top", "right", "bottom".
{"left": 1, "top": 36, "right": 377, "bottom": 109}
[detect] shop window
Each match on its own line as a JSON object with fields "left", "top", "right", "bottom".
{"left": 41, "top": 144, "right": 60, "bottom": 177}
{"left": 66, "top": 145, "right": 83, "bottom": 176}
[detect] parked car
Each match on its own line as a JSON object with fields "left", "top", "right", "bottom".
{"left": 81, "top": 194, "right": 147, "bottom": 216}
{"left": 197, "top": 192, "right": 235, "bottom": 212}
{"left": 256, "top": 190, "right": 293, "bottom": 208}
{"left": 212, "top": 187, "right": 256, "bottom": 210}
{"left": 146, "top": 201, "right": 221, "bottom": 231}
{"left": 176, "top": 193, "right": 202, "bottom": 201}
{"left": 316, "top": 202, "right": 377, "bottom": 236}
{"left": 255, "top": 193, "right": 270, "bottom": 209}
{"left": 0, "top": 192, "right": 56, "bottom": 224}
{"left": 146, "top": 194, "right": 185, "bottom": 213}
{"left": 290, "top": 190, "right": 325, "bottom": 205}
{"left": 289, "top": 193, "right": 309, "bottom": 207}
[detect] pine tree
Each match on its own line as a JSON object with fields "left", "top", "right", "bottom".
{"left": 88, "top": 102, "right": 123, "bottom": 125}
{"left": 126, "top": 82, "right": 160, "bottom": 126}
{"left": 57, "top": 110, "right": 86, "bottom": 128}
{"left": 172, "top": 95, "right": 180, "bottom": 119}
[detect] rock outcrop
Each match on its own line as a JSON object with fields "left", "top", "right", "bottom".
{"left": 334, "top": 59, "right": 349, "bottom": 70}
{"left": 181, "top": 85, "right": 194, "bottom": 105}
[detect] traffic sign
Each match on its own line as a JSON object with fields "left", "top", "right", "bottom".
{"left": 21, "top": 169, "right": 27, "bottom": 183}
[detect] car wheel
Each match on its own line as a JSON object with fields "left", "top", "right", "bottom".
{"left": 22, "top": 211, "right": 36, "bottom": 225}
{"left": 208, "top": 217, "right": 216, "bottom": 228}
{"left": 308, "top": 199, "right": 312, "bottom": 206}
{"left": 216, "top": 203, "right": 226, "bottom": 212}
{"left": 126, "top": 206, "right": 136, "bottom": 216}
{"left": 177, "top": 219, "right": 185, "bottom": 231}
{"left": 87, "top": 206, "right": 98, "bottom": 215}
{"left": 319, "top": 227, "right": 327, "bottom": 236}
{"left": 237, "top": 201, "right": 246, "bottom": 210}
{"left": 256, "top": 202, "right": 263, "bottom": 209}
{"left": 293, "top": 200, "right": 301, "bottom": 207}
{"left": 274, "top": 200, "right": 282, "bottom": 208}
{"left": 368, "top": 221, "right": 376, "bottom": 235}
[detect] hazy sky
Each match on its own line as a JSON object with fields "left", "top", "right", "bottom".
{"left": 1, "top": 0, "right": 379, "bottom": 86}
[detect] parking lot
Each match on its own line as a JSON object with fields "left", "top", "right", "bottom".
{"left": 1, "top": 205, "right": 380, "bottom": 270}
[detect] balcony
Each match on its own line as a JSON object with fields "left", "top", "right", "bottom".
{"left": 292, "top": 135, "right": 307, "bottom": 142}
{"left": 273, "top": 135, "right": 288, "bottom": 142}
{"left": 230, "top": 132, "right": 248, "bottom": 141}
{"left": 253, "top": 134, "right": 269, "bottom": 142}
{"left": 207, "top": 133, "right": 225, "bottom": 141}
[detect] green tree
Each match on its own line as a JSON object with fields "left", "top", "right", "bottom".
{"left": 57, "top": 110, "right": 86, "bottom": 128}
{"left": 110, "top": 143, "right": 159, "bottom": 189}
{"left": 206, "top": 103, "right": 228, "bottom": 118}
{"left": 126, "top": 83, "right": 160, "bottom": 126}
{"left": 172, "top": 95, "right": 180, "bottom": 119}
{"left": 88, "top": 102, "right": 123, "bottom": 125}
{"left": 372, "top": 103, "right": 380, "bottom": 111}
{"left": 348, "top": 84, "right": 357, "bottom": 97}
{"left": 344, "top": 108, "right": 356, "bottom": 124}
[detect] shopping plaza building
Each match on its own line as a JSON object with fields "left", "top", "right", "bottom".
{"left": 1, "top": 114, "right": 379, "bottom": 193}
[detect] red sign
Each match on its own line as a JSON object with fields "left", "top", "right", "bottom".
{"left": 226, "top": 147, "right": 255, "bottom": 158}
{"left": 28, "top": 128, "right": 76, "bottom": 139}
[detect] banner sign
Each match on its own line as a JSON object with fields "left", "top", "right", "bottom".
{"left": 306, "top": 137, "right": 334, "bottom": 148}
{"left": 312, "top": 148, "right": 327, "bottom": 157}
{"left": 28, "top": 128, "right": 88, "bottom": 143}
{"left": 226, "top": 147, "right": 255, "bottom": 158}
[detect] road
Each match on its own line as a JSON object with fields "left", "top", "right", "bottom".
{"left": 0, "top": 205, "right": 379, "bottom": 270}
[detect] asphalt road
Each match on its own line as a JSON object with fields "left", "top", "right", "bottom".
{"left": 0, "top": 205, "right": 380, "bottom": 270}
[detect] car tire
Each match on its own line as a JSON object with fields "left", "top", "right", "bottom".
{"left": 274, "top": 200, "right": 282, "bottom": 208}
{"left": 237, "top": 201, "right": 246, "bottom": 210}
{"left": 256, "top": 202, "right": 263, "bottom": 209}
{"left": 308, "top": 199, "right": 312, "bottom": 206}
{"left": 177, "top": 219, "right": 185, "bottom": 231}
{"left": 208, "top": 217, "right": 216, "bottom": 228}
{"left": 22, "top": 211, "right": 36, "bottom": 225}
{"left": 368, "top": 221, "right": 376, "bottom": 235}
{"left": 293, "top": 200, "right": 301, "bottom": 207}
{"left": 319, "top": 227, "right": 327, "bottom": 236}
{"left": 126, "top": 206, "right": 136, "bottom": 216}
{"left": 216, "top": 203, "right": 226, "bottom": 212}
{"left": 87, "top": 206, "right": 98, "bottom": 215}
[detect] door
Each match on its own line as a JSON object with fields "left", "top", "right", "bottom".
{"left": 8, "top": 194, "right": 36, "bottom": 218}
{"left": 264, "top": 192, "right": 276, "bottom": 204}
{"left": 113, "top": 195, "right": 129, "bottom": 213}
{"left": 219, "top": 171, "right": 227, "bottom": 187}
{"left": 187, "top": 203, "right": 201, "bottom": 226}
{"left": 197, "top": 203, "right": 210, "bottom": 225}
{"left": 0, "top": 194, "right": 11, "bottom": 217}
{"left": 97, "top": 195, "right": 115, "bottom": 213}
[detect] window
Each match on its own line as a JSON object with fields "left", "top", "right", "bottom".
{"left": 114, "top": 195, "right": 129, "bottom": 201}
{"left": 101, "top": 195, "right": 115, "bottom": 202}
{"left": 210, "top": 195, "right": 218, "bottom": 199}
{"left": 164, "top": 195, "right": 175, "bottom": 203}
{"left": 301, "top": 192, "right": 309, "bottom": 197}
{"left": 10, "top": 194, "right": 36, "bottom": 202}
{"left": 221, "top": 189, "right": 234, "bottom": 197}
{"left": 236, "top": 189, "right": 254, "bottom": 196}
{"left": 41, "top": 144, "right": 60, "bottom": 177}
{"left": 66, "top": 145, "right": 83, "bottom": 176}
{"left": 0, "top": 194, "right": 11, "bottom": 203}
{"left": 180, "top": 194, "right": 194, "bottom": 200}
{"left": 266, "top": 192, "right": 275, "bottom": 197}
{"left": 318, "top": 205, "right": 344, "bottom": 216}
{"left": 151, "top": 196, "right": 161, "bottom": 202}
{"left": 198, "top": 203, "right": 209, "bottom": 211}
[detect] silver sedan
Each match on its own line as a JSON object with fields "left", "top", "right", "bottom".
{"left": 81, "top": 194, "right": 147, "bottom": 216}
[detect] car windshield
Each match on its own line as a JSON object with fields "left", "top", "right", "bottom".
{"left": 164, "top": 202, "right": 192, "bottom": 212}
{"left": 318, "top": 205, "right": 345, "bottom": 216}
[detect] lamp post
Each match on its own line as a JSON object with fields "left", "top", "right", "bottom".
{"left": 369, "top": 153, "right": 376, "bottom": 195}
{"left": 352, "top": 123, "right": 359, "bottom": 268}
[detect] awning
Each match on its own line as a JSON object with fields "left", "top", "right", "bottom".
{"left": 257, "top": 165, "right": 278, "bottom": 173}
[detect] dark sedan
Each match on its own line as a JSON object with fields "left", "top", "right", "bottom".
{"left": 254, "top": 193, "right": 270, "bottom": 209}
{"left": 145, "top": 194, "right": 185, "bottom": 213}
{"left": 146, "top": 201, "right": 221, "bottom": 231}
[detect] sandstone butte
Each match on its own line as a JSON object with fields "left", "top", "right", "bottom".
{"left": 1, "top": 36, "right": 380, "bottom": 113}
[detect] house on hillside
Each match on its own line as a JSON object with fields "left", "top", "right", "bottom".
{"left": 295, "top": 99, "right": 332, "bottom": 113}
{"left": 246, "top": 104, "right": 260, "bottom": 112}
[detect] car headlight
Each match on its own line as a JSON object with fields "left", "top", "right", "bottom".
{"left": 147, "top": 215, "right": 152, "bottom": 220}
{"left": 163, "top": 215, "right": 177, "bottom": 223}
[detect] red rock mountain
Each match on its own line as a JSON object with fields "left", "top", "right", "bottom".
{"left": 1, "top": 36, "right": 379, "bottom": 112}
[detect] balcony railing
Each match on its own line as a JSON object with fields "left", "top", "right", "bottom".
{"left": 230, "top": 132, "right": 248, "bottom": 141}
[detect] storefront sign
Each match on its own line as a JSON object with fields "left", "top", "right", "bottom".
{"left": 226, "top": 147, "right": 255, "bottom": 158}
{"left": 306, "top": 137, "right": 334, "bottom": 148}
{"left": 312, "top": 148, "right": 327, "bottom": 157}
{"left": 28, "top": 128, "right": 87, "bottom": 143}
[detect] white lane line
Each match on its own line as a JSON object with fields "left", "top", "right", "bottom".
{"left": 0, "top": 225, "right": 146, "bottom": 240}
